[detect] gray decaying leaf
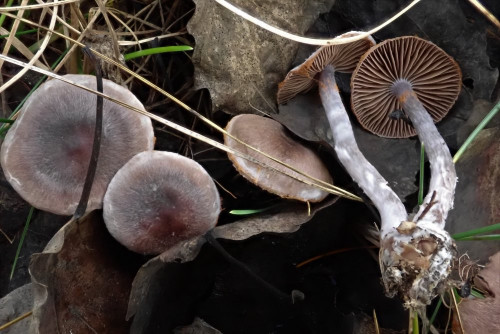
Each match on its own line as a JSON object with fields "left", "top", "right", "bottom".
{"left": 0, "top": 284, "right": 33, "bottom": 334}
{"left": 447, "top": 128, "right": 500, "bottom": 262}
{"left": 126, "top": 198, "right": 337, "bottom": 330}
{"left": 29, "top": 211, "right": 143, "bottom": 333}
{"left": 276, "top": 94, "right": 419, "bottom": 200}
{"left": 453, "top": 251, "right": 500, "bottom": 334}
{"left": 187, "top": 0, "right": 335, "bottom": 115}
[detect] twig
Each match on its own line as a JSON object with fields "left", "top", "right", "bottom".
{"left": 415, "top": 191, "right": 437, "bottom": 222}
{"left": 73, "top": 46, "right": 103, "bottom": 219}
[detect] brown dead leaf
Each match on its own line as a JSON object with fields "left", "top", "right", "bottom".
{"left": 29, "top": 211, "right": 143, "bottom": 334}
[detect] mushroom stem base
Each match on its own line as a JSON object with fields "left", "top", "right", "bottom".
{"left": 380, "top": 219, "right": 456, "bottom": 308}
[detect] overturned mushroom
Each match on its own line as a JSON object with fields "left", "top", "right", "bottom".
{"left": 320, "top": 36, "right": 459, "bottom": 307}
{"left": 224, "top": 114, "right": 332, "bottom": 202}
{"left": 351, "top": 36, "right": 462, "bottom": 138}
{"left": 1, "top": 75, "right": 154, "bottom": 215}
{"left": 103, "top": 151, "right": 221, "bottom": 255}
{"left": 277, "top": 31, "right": 375, "bottom": 104}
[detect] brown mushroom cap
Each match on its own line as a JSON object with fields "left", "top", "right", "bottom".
{"left": 0, "top": 74, "right": 154, "bottom": 215}
{"left": 224, "top": 114, "right": 332, "bottom": 202}
{"left": 103, "top": 151, "right": 220, "bottom": 255}
{"left": 351, "top": 36, "right": 462, "bottom": 138}
{"left": 277, "top": 32, "right": 376, "bottom": 104}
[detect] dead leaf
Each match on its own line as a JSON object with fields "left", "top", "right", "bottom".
{"left": 187, "top": 0, "right": 335, "bottom": 115}
{"left": 453, "top": 251, "right": 500, "bottom": 334}
{"left": 0, "top": 283, "right": 33, "bottom": 334}
{"left": 29, "top": 211, "right": 144, "bottom": 333}
{"left": 447, "top": 128, "right": 500, "bottom": 262}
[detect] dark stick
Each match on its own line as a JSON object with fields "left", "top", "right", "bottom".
{"left": 73, "top": 46, "right": 104, "bottom": 219}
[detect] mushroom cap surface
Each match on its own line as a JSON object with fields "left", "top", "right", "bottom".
{"left": 224, "top": 114, "right": 332, "bottom": 202}
{"left": 1, "top": 74, "right": 154, "bottom": 215}
{"left": 103, "top": 151, "right": 220, "bottom": 255}
{"left": 351, "top": 36, "right": 462, "bottom": 138}
{"left": 277, "top": 32, "right": 376, "bottom": 104}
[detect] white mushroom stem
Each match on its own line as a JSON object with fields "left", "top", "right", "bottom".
{"left": 319, "top": 65, "right": 408, "bottom": 231}
{"left": 395, "top": 84, "right": 457, "bottom": 227}
{"left": 319, "top": 66, "right": 456, "bottom": 307}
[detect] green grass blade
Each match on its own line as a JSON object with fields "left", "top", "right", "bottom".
{"left": 418, "top": 142, "right": 425, "bottom": 205}
{"left": 124, "top": 45, "right": 193, "bottom": 61}
{"left": 0, "top": 0, "right": 15, "bottom": 29}
{"left": 0, "top": 28, "right": 37, "bottom": 39}
{"left": 470, "top": 288, "right": 485, "bottom": 299}
{"left": 413, "top": 310, "right": 419, "bottom": 334}
{"left": 428, "top": 297, "right": 442, "bottom": 334}
{"left": 229, "top": 205, "right": 277, "bottom": 215}
{"left": 453, "top": 100, "right": 500, "bottom": 163}
{"left": 455, "top": 234, "right": 500, "bottom": 241}
{"left": 452, "top": 223, "right": 500, "bottom": 240}
{"left": 0, "top": 118, "right": 14, "bottom": 124}
{"left": 10, "top": 206, "right": 34, "bottom": 280}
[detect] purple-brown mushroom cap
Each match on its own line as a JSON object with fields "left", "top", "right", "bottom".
{"left": 0, "top": 74, "right": 154, "bottom": 215}
{"left": 224, "top": 114, "right": 332, "bottom": 202}
{"left": 103, "top": 151, "right": 221, "bottom": 255}
{"left": 277, "top": 32, "right": 376, "bottom": 104}
{"left": 351, "top": 36, "right": 462, "bottom": 138}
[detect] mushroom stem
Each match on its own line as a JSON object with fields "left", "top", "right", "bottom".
{"left": 397, "top": 90, "right": 457, "bottom": 227}
{"left": 319, "top": 65, "right": 408, "bottom": 231}
{"left": 321, "top": 67, "right": 456, "bottom": 307}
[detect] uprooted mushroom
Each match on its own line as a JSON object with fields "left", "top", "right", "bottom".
{"left": 279, "top": 35, "right": 461, "bottom": 307}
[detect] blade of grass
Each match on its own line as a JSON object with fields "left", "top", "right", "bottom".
{"left": 418, "top": 142, "right": 425, "bottom": 205}
{"left": 0, "top": 118, "right": 14, "bottom": 123}
{"left": 470, "top": 288, "right": 485, "bottom": 299}
{"left": 124, "top": 45, "right": 193, "bottom": 60}
{"left": 455, "top": 234, "right": 500, "bottom": 241}
{"left": 0, "top": 28, "right": 36, "bottom": 39}
{"left": 452, "top": 222, "right": 500, "bottom": 240}
{"left": 453, "top": 100, "right": 500, "bottom": 163}
{"left": 229, "top": 204, "right": 279, "bottom": 215}
{"left": 0, "top": 0, "right": 14, "bottom": 29}
{"left": 413, "top": 310, "right": 419, "bottom": 334}
{"left": 427, "top": 297, "right": 442, "bottom": 334}
{"left": 10, "top": 206, "right": 34, "bottom": 280}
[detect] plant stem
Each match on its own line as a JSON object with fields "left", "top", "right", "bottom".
{"left": 10, "top": 206, "right": 34, "bottom": 280}
{"left": 453, "top": 100, "right": 500, "bottom": 163}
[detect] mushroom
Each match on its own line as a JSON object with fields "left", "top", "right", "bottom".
{"left": 103, "top": 150, "right": 221, "bottom": 255}
{"left": 0, "top": 74, "right": 154, "bottom": 215}
{"left": 277, "top": 31, "right": 376, "bottom": 104}
{"left": 320, "top": 36, "right": 460, "bottom": 307}
{"left": 351, "top": 36, "right": 462, "bottom": 138}
{"left": 223, "top": 114, "right": 332, "bottom": 202}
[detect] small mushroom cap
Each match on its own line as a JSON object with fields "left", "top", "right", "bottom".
{"left": 0, "top": 74, "right": 154, "bottom": 215}
{"left": 277, "top": 31, "right": 376, "bottom": 104}
{"left": 103, "top": 151, "right": 221, "bottom": 255}
{"left": 351, "top": 36, "right": 462, "bottom": 138}
{"left": 224, "top": 114, "right": 332, "bottom": 202}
